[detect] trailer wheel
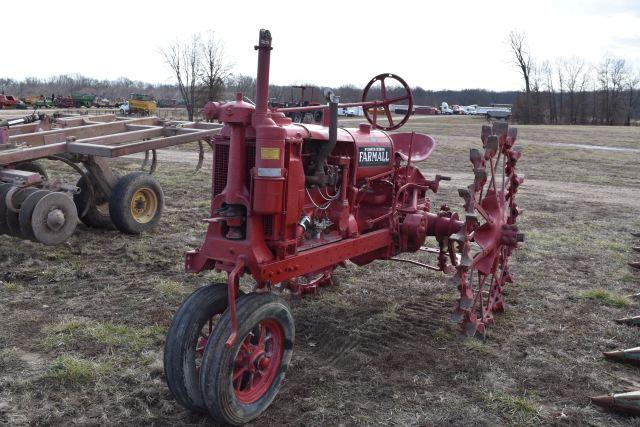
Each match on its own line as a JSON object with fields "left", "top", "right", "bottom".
{"left": 108, "top": 172, "right": 164, "bottom": 234}
{"left": 30, "top": 192, "right": 78, "bottom": 245}
{"left": 6, "top": 187, "right": 39, "bottom": 238}
{"left": 164, "top": 283, "right": 243, "bottom": 413}
{"left": 200, "top": 292, "right": 294, "bottom": 425}
{"left": 74, "top": 171, "right": 120, "bottom": 230}
{"left": 0, "top": 183, "right": 14, "bottom": 235}
{"left": 15, "top": 161, "right": 48, "bottom": 181}
{"left": 18, "top": 190, "right": 50, "bottom": 241}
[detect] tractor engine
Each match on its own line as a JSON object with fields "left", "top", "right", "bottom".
{"left": 188, "top": 98, "right": 463, "bottom": 278}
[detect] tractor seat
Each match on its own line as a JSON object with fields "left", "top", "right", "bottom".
{"left": 390, "top": 132, "right": 436, "bottom": 162}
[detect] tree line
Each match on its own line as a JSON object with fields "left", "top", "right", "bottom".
{"left": 3, "top": 30, "right": 638, "bottom": 126}
{"left": 509, "top": 31, "right": 640, "bottom": 125}
{"left": 0, "top": 75, "right": 181, "bottom": 103}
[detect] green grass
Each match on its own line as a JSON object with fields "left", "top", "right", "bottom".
{"left": 621, "top": 272, "right": 639, "bottom": 284}
{"left": 195, "top": 199, "right": 210, "bottom": 209}
{"left": 465, "top": 338, "right": 492, "bottom": 354}
{"left": 579, "top": 289, "right": 630, "bottom": 308}
{"left": 47, "top": 356, "right": 96, "bottom": 383}
{"left": 40, "top": 320, "right": 86, "bottom": 350}
{"left": 155, "top": 279, "right": 187, "bottom": 298}
{"left": 1, "top": 281, "right": 23, "bottom": 293}
{"left": 485, "top": 391, "right": 541, "bottom": 424}
{"left": 89, "top": 322, "right": 163, "bottom": 351}
{"left": 40, "top": 319, "right": 165, "bottom": 353}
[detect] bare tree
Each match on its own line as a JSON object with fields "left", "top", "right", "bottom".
{"left": 556, "top": 58, "right": 565, "bottom": 124}
{"left": 596, "top": 56, "right": 613, "bottom": 124}
{"left": 563, "top": 56, "right": 585, "bottom": 124}
{"left": 610, "top": 58, "right": 629, "bottom": 124}
{"left": 625, "top": 71, "right": 640, "bottom": 126}
{"left": 161, "top": 34, "right": 201, "bottom": 120}
{"left": 577, "top": 67, "right": 591, "bottom": 124}
{"left": 509, "top": 31, "right": 533, "bottom": 124}
{"left": 541, "top": 61, "right": 557, "bottom": 124}
{"left": 200, "top": 31, "right": 231, "bottom": 102}
{"left": 230, "top": 74, "right": 257, "bottom": 100}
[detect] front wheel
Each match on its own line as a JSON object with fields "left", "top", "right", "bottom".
{"left": 164, "top": 283, "right": 236, "bottom": 413}
{"left": 200, "top": 293, "right": 294, "bottom": 425}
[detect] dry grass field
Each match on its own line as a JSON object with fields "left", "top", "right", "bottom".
{"left": 1, "top": 114, "right": 640, "bottom": 425}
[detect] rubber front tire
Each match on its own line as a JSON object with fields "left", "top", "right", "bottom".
{"left": 108, "top": 172, "right": 164, "bottom": 234}
{"left": 164, "top": 283, "right": 236, "bottom": 413}
{"left": 200, "top": 293, "right": 295, "bottom": 425}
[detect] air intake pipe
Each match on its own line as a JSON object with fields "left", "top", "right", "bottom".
{"left": 252, "top": 29, "right": 286, "bottom": 214}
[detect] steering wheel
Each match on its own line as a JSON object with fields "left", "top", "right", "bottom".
{"left": 362, "top": 73, "right": 413, "bottom": 131}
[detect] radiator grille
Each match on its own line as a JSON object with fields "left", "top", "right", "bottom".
{"left": 213, "top": 143, "right": 256, "bottom": 197}
{"left": 263, "top": 216, "right": 273, "bottom": 238}
{"left": 213, "top": 144, "right": 229, "bottom": 196}
{"left": 246, "top": 144, "right": 256, "bottom": 186}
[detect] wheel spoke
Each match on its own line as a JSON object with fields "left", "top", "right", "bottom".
{"left": 380, "top": 78, "right": 387, "bottom": 99}
{"left": 386, "top": 95, "right": 410, "bottom": 104}
{"left": 257, "top": 323, "right": 266, "bottom": 347}
{"left": 384, "top": 106, "right": 394, "bottom": 127}
{"left": 233, "top": 367, "right": 248, "bottom": 382}
{"left": 474, "top": 204, "right": 492, "bottom": 224}
{"left": 240, "top": 339, "right": 252, "bottom": 355}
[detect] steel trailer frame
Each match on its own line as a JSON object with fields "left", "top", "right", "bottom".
{"left": 0, "top": 113, "right": 222, "bottom": 244}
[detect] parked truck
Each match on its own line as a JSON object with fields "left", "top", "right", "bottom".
{"left": 125, "top": 93, "right": 157, "bottom": 115}
{"left": 0, "top": 94, "right": 18, "bottom": 109}
{"left": 485, "top": 109, "right": 511, "bottom": 120}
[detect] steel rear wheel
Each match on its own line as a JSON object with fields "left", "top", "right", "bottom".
{"left": 200, "top": 293, "right": 294, "bottom": 425}
{"left": 451, "top": 123, "right": 524, "bottom": 337}
{"left": 164, "top": 283, "right": 236, "bottom": 413}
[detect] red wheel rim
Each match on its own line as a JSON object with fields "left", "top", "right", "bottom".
{"left": 232, "top": 319, "right": 284, "bottom": 404}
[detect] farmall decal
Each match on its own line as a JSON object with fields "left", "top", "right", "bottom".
{"left": 358, "top": 146, "right": 391, "bottom": 167}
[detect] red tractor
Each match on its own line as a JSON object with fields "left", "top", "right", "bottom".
{"left": 165, "top": 29, "right": 524, "bottom": 425}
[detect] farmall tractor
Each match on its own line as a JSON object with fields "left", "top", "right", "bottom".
{"left": 164, "top": 29, "right": 524, "bottom": 424}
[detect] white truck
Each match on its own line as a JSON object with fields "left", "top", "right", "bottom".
{"left": 440, "top": 102, "right": 453, "bottom": 115}
{"left": 485, "top": 108, "right": 511, "bottom": 120}
{"left": 470, "top": 105, "right": 512, "bottom": 120}
{"left": 337, "top": 106, "right": 362, "bottom": 117}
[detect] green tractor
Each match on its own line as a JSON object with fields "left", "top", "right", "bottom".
{"left": 73, "top": 93, "right": 95, "bottom": 108}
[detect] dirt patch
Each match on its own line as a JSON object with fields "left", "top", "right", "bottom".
{"left": 1, "top": 120, "right": 640, "bottom": 425}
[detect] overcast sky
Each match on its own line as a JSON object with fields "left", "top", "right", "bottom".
{"left": 3, "top": 0, "right": 639, "bottom": 91}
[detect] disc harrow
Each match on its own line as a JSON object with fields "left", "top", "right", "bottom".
{"left": 0, "top": 113, "right": 222, "bottom": 245}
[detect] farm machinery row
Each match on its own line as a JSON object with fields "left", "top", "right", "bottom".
{"left": 0, "top": 112, "right": 220, "bottom": 245}
{"left": 1, "top": 93, "right": 158, "bottom": 112}
{"left": 163, "top": 29, "right": 525, "bottom": 425}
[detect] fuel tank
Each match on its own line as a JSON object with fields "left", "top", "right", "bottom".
{"left": 349, "top": 123, "right": 393, "bottom": 182}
